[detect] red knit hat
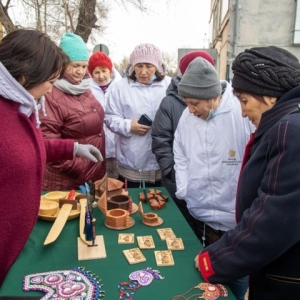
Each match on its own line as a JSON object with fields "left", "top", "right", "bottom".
{"left": 88, "top": 51, "right": 113, "bottom": 74}
{"left": 179, "top": 51, "right": 215, "bottom": 75}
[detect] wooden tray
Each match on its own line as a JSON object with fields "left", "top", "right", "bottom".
{"left": 38, "top": 203, "right": 81, "bottom": 221}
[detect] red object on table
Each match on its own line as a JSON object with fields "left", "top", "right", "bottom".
{"left": 67, "top": 190, "right": 76, "bottom": 200}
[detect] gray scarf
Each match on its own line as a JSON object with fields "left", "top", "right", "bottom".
{"left": 0, "top": 62, "right": 45, "bottom": 128}
{"left": 54, "top": 78, "right": 90, "bottom": 95}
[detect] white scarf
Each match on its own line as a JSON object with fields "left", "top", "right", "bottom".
{"left": 0, "top": 62, "right": 45, "bottom": 128}
{"left": 54, "top": 78, "right": 90, "bottom": 95}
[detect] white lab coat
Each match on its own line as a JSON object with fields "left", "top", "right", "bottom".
{"left": 174, "top": 81, "right": 254, "bottom": 231}
{"left": 90, "top": 67, "right": 122, "bottom": 158}
{"left": 105, "top": 76, "right": 171, "bottom": 171}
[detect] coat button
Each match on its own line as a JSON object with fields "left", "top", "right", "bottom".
{"left": 98, "top": 133, "right": 102, "bottom": 137}
{"left": 93, "top": 108, "right": 97, "bottom": 112}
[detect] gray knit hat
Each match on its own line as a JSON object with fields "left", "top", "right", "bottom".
{"left": 178, "top": 57, "right": 221, "bottom": 100}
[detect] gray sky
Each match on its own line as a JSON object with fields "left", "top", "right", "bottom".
{"left": 98, "top": 0, "right": 211, "bottom": 62}
{"left": 8, "top": 0, "right": 211, "bottom": 64}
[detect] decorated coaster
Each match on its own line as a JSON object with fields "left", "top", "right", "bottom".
{"left": 23, "top": 267, "right": 104, "bottom": 299}
{"left": 118, "top": 233, "right": 135, "bottom": 244}
{"left": 166, "top": 238, "right": 184, "bottom": 250}
{"left": 123, "top": 248, "right": 146, "bottom": 264}
{"left": 154, "top": 250, "right": 175, "bottom": 266}
{"left": 157, "top": 228, "right": 176, "bottom": 240}
{"left": 137, "top": 235, "right": 155, "bottom": 249}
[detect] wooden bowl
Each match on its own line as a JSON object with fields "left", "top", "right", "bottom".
{"left": 39, "top": 200, "right": 59, "bottom": 216}
{"left": 44, "top": 191, "right": 67, "bottom": 202}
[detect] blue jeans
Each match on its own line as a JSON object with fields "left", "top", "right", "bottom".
{"left": 227, "top": 276, "right": 249, "bottom": 300}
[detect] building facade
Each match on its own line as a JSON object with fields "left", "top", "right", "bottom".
{"left": 210, "top": 0, "right": 300, "bottom": 80}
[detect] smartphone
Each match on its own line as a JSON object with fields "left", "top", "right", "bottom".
{"left": 138, "top": 114, "right": 152, "bottom": 126}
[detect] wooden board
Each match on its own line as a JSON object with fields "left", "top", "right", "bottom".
{"left": 157, "top": 228, "right": 176, "bottom": 240}
{"left": 166, "top": 238, "right": 184, "bottom": 250}
{"left": 123, "top": 248, "right": 146, "bottom": 264}
{"left": 77, "top": 235, "right": 107, "bottom": 260}
{"left": 118, "top": 233, "right": 135, "bottom": 244}
{"left": 154, "top": 250, "right": 175, "bottom": 266}
{"left": 137, "top": 235, "right": 155, "bottom": 249}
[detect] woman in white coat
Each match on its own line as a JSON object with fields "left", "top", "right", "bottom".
{"left": 88, "top": 52, "right": 121, "bottom": 178}
{"left": 174, "top": 57, "right": 254, "bottom": 300}
{"left": 105, "top": 43, "right": 171, "bottom": 188}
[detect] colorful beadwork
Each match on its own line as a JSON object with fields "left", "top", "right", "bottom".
{"left": 23, "top": 267, "right": 104, "bottom": 299}
{"left": 199, "top": 283, "right": 228, "bottom": 299}
{"left": 118, "top": 267, "right": 164, "bottom": 299}
{"left": 172, "top": 282, "right": 228, "bottom": 300}
{"left": 129, "top": 267, "right": 164, "bottom": 286}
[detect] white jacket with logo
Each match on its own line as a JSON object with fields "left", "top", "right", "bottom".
{"left": 174, "top": 81, "right": 254, "bottom": 231}
{"left": 105, "top": 76, "right": 171, "bottom": 171}
{"left": 90, "top": 67, "right": 122, "bottom": 158}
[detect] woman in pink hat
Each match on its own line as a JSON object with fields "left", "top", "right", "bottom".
{"left": 105, "top": 43, "right": 171, "bottom": 188}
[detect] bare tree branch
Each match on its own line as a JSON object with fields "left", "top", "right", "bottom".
{"left": 74, "top": 0, "right": 97, "bottom": 42}
{"left": 0, "top": 0, "right": 17, "bottom": 33}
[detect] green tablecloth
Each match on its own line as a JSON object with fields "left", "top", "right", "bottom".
{"left": 0, "top": 188, "right": 236, "bottom": 299}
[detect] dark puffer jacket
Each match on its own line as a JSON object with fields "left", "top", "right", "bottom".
{"left": 151, "top": 75, "right": 186, "bottom": 188}
{"left": 39, "top": 75, "right": 106, "bottom": 191}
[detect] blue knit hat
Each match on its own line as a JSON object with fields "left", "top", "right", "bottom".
{"left": 59, "top": 33, "right": 89, "bottom": 62}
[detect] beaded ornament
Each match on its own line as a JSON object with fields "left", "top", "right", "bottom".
{"left": 118, "top": 267, "right": 164, "bottom": 299}
{"left": 173, "top": 282, "right": 228, "bottom": 300}
{"left": 23, "top": 267, "right": 104, "bottom": 299}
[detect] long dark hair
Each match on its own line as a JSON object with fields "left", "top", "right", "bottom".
{"left": 0, "top": 28, "right": 70, "bottom": 90}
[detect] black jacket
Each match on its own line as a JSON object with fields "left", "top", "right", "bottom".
{"left": 199, "top": 85, "right": 300, "bottom": 299}
{"left": 151, "top": 75, "right": 186, "bottom": 182}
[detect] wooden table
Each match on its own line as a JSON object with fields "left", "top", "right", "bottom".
{"left": 0, "top": 187, "right": 236, "bottom": 299}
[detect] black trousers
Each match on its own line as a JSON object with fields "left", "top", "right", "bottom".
{"left": 192, "top": 218, "right": 226, "bottom": 246}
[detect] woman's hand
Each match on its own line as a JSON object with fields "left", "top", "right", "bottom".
{"left": 130, "top": 119, "right": 151, "bottom": 136}
{"left": 74, "top": 143, "right": 103, "bottom": 162}
{"left": 195, "top": 254, "right": 199, "bottom": 269}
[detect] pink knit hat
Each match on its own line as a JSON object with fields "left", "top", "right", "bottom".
{"left": 128, "top": 43, "right": 165, "bottom": 74}
{"left": 179, "top": 51, "right": 215, "bottom": 75}
{"left": 88, "top": 51, "right": 113, "bottom": 75}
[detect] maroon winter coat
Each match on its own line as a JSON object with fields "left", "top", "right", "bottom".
{"left": 39, "top": 76, "right": 106, "bottom": 190}
{"left": 0, "top": 97, "right": 74, "bottom": 287}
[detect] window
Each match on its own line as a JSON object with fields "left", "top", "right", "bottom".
{"left": 293, "top": 0, "right": 300, "bottom": 44}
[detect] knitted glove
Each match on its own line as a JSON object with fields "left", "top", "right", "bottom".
{"left": 74, "top": 142, "right": 103, "bottom": 163}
